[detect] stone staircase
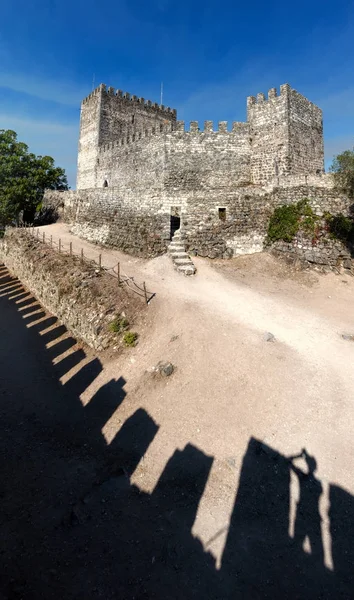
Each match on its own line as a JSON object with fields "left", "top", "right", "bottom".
{"left": 168, "top": 230, "right": 196, "bottom": 276}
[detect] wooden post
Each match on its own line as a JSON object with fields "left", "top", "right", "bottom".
{"left": 143, "top": 281, "right": 148, "bottom": 304}
{"left": 81, "top": 248, "right": 84, "bottom": 264}
{"left": 59, "top": 239, "right": 61, "bottom": 253}
{"left": 70, "top": 242, "right": 72, "bottom": 256}
{"left": 43, "top": 232, "right": 45, "bottom": 243}
{"left": 36, "top": 229, "right": 39, "bottom": 239}
{"left": 98, "top": 254, "right": 102, "bottom": 271}
{"left": 117, "top": 262, "right": 120, "bottom": 285}
{"left": 50, "top": 235, "right": 53, "bottom": 247}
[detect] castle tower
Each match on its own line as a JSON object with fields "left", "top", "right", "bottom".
{"left": 247, "top": 84, "right": 324, "bottom": 184}
{"left": 76, "top": 84, "right": 177, "bottom": 190}
{"left": 76, "top": 84, "right": 104, "bottom": 190}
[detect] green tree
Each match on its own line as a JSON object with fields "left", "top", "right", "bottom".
{"left": 0, "top": 129, "right": 68, "bottom": 225}
{"left": 330, "top": 147, "right": 354, "bottom": 198}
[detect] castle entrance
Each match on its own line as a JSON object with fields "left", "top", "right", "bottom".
{"left": 170, "top": 206, "right": 181, "bottom": 239}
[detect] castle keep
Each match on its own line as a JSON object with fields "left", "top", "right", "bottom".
{"left": 45, "top": 83, "right": 349, "bottom": 259}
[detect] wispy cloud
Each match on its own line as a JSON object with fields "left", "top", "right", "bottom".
{"left": 0, "top": 72, "right": 89, "bottom": 107}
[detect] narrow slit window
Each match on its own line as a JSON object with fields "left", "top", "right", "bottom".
{"left": 218, "top": 207, "right": 226, "bottom": 221}
{"left": 103, "top": 180, "right": 108, "bottom": 188}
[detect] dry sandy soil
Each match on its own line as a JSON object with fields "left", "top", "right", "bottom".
{"left": 1, "top": 222, "right": 354, "bottom": 599}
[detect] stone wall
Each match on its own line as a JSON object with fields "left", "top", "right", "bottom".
{"left": 0, "top": 229, "right": 144, "bottom": 350}
{"left": 44, "top": 189, "right": 170, "bottom": 257}
{"left": 77, "top": 84, "right": 177, "bottom": 190}
{"left": 247, "top": 84, "right": 324, "bottom": 184}
{"left": 44, "top": 179, "right": 352, "bottom": 260}
{"left": 271, "top": 232, "right": 353, "bottom": 270}
{"left": 288, "top": 88, "right": 324, "bottom": 176}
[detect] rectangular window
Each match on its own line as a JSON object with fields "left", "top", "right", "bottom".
{"left": 218, "top": 208, "right": 226, "bottom": 221}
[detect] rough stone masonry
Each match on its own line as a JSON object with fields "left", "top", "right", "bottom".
{"left": 44, "top": 83, "right": 352, "bottom": 259}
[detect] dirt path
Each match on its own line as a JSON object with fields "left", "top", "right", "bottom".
{"left": 2, "top": 224, "right": 354, "bottom": 598}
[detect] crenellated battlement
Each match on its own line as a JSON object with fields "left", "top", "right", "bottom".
{"left": 173, "top": 120, "right": 249, "bottom": 133}
{"left": 82, "top": 83, "right": 177, "bottom": 116}
{"left": 98, "top": 120, "right": 176, "bottom": 152}
{"left": 247, "top": 83, "right": 291, "bottom": 108}
{"left": 97, "top": 119, "right": 250, "bottom": 153}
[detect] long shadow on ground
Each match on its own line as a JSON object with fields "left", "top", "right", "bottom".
{"left": 0, "top": 265, "right": 353, "bottom": 599}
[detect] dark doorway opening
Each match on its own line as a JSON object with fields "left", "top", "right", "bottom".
{"left": 218, "top": 207, "right": 226, "bottom": 221}
{"left": 170, "top": 206, "right": 181, "bottom": 239}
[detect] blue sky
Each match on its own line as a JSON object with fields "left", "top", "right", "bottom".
{"left": 1, "top": 0, "right": 354, "bottom": 187}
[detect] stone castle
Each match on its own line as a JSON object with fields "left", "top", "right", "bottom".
{"left": 77, "top": 83, "right": 324, "bottom": 190}
{"left": 45, "top": 82, "right": 349, "bottom": 260}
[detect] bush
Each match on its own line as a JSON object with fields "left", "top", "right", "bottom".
{"left": 123, "top": 331, "right": 138, "bottom": 347}
{"left": 267, "top": 199, "right": 317, "bottom": 243}
{"left": 325, "top": 213, "right": 354, "bottom": 243}
{"left": 108, "top": 315, "right": 129, "bottom": 334}
{"left": 267, "top": 205, "right": 300, "bottom": 243}
{"left": 330, "top": 148, "right": 354, "bottom": 198}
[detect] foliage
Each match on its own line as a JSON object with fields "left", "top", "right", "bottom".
{"left": 330, "top": 148, "right": 354, "bottom": 198}
{"left": 123, "top": 331, "right": 138, "bottom": 347}
{"left": 0, "top": 129, "right": 68, "bottom": 225}
{"left": 325, "top": 213, "right": 354, "bottom": 243}
{"left": 267, "top": 199, "right": 318, "bottom": 243}
{"left": 108, "top": 314, "right": 130, "bottom": 333}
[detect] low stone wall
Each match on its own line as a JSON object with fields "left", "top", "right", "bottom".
{"left": 271, "top": 232, "right": 353, "bottom": 270}
{"left": 44, "top": 181, "right": 352, "bottom": 260}
{"left": 44, "top": 189, "right": 169, "bottom": 258}
{"left": 0, "top": 230, "right": 144, "bottom": 350}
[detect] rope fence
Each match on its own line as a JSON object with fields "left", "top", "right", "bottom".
{"left": 12, "top": 225, "right": 155, "bottom": 304}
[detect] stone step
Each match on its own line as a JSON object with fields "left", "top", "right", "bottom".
{"left": 168, "top": 230, "right": 196, "bottom": 276}
{"left": 168, "top": 246, "right": 187, "bottom": 253}
{"left": 168, "top": 251, "right": 189, "bottom": 260}
{"left": 168, "top": 246, "right": 185, "bottom": 252}
{"left": 169, "top": 240, "right": 183, "bottom": 247}
{"left": 173, "top": 257, "right": 194, "bottom": 267}
{"left": 177, "top": 264, "right": 196, "bottom": 276}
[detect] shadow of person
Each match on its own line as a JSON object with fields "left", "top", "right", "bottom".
{"left": 289, "top": 448, "right": 324, "bottom": 565}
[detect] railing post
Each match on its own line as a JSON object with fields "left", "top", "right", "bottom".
{"left": 70, "top": 242, "right": 72, "bottom": 256}
{"left": 143, "top": 281, "right": 148, "bottom": 304}
{"left": 36, "top": 229, "right": 39, "bottom": 239}
{"left": 117, "top": 262, "right": 120, "bottom": 285}
{"left": 43, "top": 232, "right": 45, "bottom": 243}
{"left": 81, "top": 248, "right": 84, "bottom": 264}
{"left": 59, "top": 239, "right": 61, "bottom": 253}
{"left": 98, "top": 254, "right": 102, "bottom": 271}
{"left": 50, "top": 235, "right": 53, "bottom": 247}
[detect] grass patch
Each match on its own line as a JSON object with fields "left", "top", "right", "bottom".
{"left": 108, "top": 314, "right": 130, "bottom": 334}
{"left": 123, "top": 331, "right": 138, "bottom": 347}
